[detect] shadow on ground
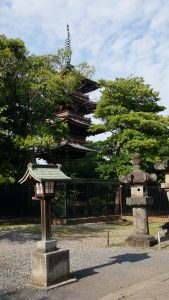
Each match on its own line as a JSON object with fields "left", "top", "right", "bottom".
{"left": 73, "top": 252, "right": 150, "bottom": 279}
{"left": 0, "top": 229, "right": 40, "bottom": 243}
{"left": 0, "top": 288, "right": 47, "bottom": 300}
{"left": 0, "top": 252, "right": 151, "bottom": 300}
{"left": 0, "top": 229, "right": 93, "bottom": 244}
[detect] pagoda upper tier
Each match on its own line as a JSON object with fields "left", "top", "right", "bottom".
{"left": 56, "top": 110, "right": 92, "bottom": 145}
{"left": 76, "top": 77, "right": 98, "bottom": 93}
{"left": 51, "top": 73, "right": 99, "bottom": 159}
{"left": 62, "top": 63, "right": 99, "bottom": 94}
{"left": 69, "top": 92, "right": 97, "bottom": 115}
{"left": 54, "top": 61, "right": 101, "bottom": 153}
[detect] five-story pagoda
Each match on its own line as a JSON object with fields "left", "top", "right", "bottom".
{"left": 43, "top": 26, "right": 99, "bottom": 170}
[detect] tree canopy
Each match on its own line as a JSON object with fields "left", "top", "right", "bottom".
{"left": 0, "top": 35, "right": 94, "bottom": 182}
{"left": 1, "top": 35, "right": 169, "bottom": 182}
{"left": 90, "top": 76, "right": 169, "bottom": 179}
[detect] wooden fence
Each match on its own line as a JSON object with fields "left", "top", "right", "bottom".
{"left": 0, "top": 181, "right": 169, "bottom": 219}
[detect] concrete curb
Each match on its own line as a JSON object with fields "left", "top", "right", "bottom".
{"left": 99, "top": 271, "right": 169, "bottom": 300}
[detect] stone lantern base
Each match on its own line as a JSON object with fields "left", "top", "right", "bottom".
{"left": 125, "top": 234, "right": 157, "bottom": 248}
{"left": 32, "top": 240, "right": 71, "bottom": 288}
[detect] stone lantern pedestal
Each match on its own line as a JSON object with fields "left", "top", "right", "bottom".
{"left": 126, "top": 190, "right": 156, "bottom": 247}
{"left": 31, "top": 197, "right": 71, "bottom": 288}
{"left": 32, "top": 240, "right": 70, "bottom": 288}
{"left": 119, "top": 154, "right": 157, "bottom": 247}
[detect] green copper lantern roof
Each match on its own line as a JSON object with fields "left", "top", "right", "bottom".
{"left": 19, "top": 163, "right": 71, "bottom": 184}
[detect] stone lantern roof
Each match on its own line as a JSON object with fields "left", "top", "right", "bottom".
{"left": 119, "top": 153, "right": 157, "bottom": 184}
{"left": 154, "top": 159, "right": 169, "bottom": 171}
{"left": 18, "top": 163, "right": 71, "bottom": 183}
{"left": 154, "top": 159, "right": 169, "bottom": 192}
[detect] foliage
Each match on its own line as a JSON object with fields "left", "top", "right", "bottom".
{"left": 53, "top": 190, "right": 65, "bottom": 208}
{"left": 52, "top": 190, "right": 65, "bottom": 218}
{"left": 61, "top": 151, "right": 99, "bottom": 178}
{"left": 75, "top": 62, "right": 95, "bottom": 79}
{"left": 0, "top": 35, "right": 94, "bottom": 181}
{"left": 90, "top": 76, "right": 169, "bottom": 179}
{"left": 0, "top": 106, "right": 8, "bottom": 136}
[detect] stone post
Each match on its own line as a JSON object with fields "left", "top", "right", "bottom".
{"left": 119, "top": 153, "right": 157, "bottom": 247}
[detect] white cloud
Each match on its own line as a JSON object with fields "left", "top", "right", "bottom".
{"left": 0, "top": 0, "right": 169, "bottom": 114}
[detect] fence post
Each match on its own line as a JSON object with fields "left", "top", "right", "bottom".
{"left": 64, "top": 183, "right": 67, "bottom": 219}
{"left": 107, "top": 230, "right": 110, "bottom": 246}
{"left": 119, "top": 184, "right": 123, "bottom": 217}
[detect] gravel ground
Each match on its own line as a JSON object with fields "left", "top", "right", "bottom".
{"left": 1, "top": 224, "right": 169, "bottom": 300}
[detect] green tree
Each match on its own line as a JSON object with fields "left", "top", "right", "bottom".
{"left": 0, "top": 35, "right": 94, "bottom": 181}
{"left": 90, "top": 76, "right": 169, "bottom": 179}
{"left": 0, "top": 107, "right": 8, "bottom": 136}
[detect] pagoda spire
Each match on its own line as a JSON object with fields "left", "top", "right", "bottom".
{"left": 65, "top": 24, "right": 72, "bottom": 65}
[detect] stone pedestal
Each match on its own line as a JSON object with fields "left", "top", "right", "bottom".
{"left": 125, "top": 207, "right": 157, "bottom": 247}
{"left": 125, "top": 204, "right": 157, "bottom": 247}
{"left": 126, "top": 233, "right": 157, "bottom": 247}
{"left": 32, "top": 240, "right": 70, "bottom": 288}
{"left": 133, "top": 207, "right": 149, "bottom": 234}
{"left": 126, "top": 206, "right": 156, "bottom": 246}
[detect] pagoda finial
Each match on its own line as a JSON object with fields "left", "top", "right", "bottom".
{"left": 65, "top": 24, "right": 72, "bottom": 65}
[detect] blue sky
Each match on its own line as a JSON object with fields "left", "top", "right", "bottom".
{"left": 0, "top": 0, "right": 169, "bottom": 115}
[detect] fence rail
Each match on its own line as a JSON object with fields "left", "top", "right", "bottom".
{"left": 121, "top": 184, "right": 169, "bottom": 217}
{"left": 0, "top": 181, "right": 169, "bottom": 219}
{"left": 0, "top": 180, "right": 119, "bottom": 219}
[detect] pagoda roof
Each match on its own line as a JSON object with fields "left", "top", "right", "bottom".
{"left": 77, "top": 77, "right": 99, "bottom": 93}
{"left": 71, "top": 92, "right": 96, "bottom": 104}
{"left": 55, "top": 141, "right": 95, "bottom": 153}
{"left": 56, "top": 110, "right": 90, "bottom": 121}
{"left": 61, "top": 63, "right": 75, "bottom": 74}
{"left": 59, "top": 116, "right": 90, "bottom": 127}
{"left": 19, "top": 163, "right": 70, "bottom": 184}
{"left": 61, "top": 65, "right": 98, "bottom": 94}
{"left": 70, "top": 92, "right": 96, "bottom": 113}
{"left": 70, "top": 117, "right": 90, "bottom": 127}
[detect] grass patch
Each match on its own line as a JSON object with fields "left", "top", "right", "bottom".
{"left": 0, "top": 224, "right": 27, "bottom": 230}
{"left": 0, "top": 222, "right": 133, "bottom": 237}
{"left": 53, "top": 223, "right": 133, "bottom": 237}
{"left": 149, "top": 223, "right": 161, "bottom": 236}
{"left": 0, "top": 223, "right": 161, "bottom": 241}
{"left": 24, "top": 225, "right": 41, "bottom": 234}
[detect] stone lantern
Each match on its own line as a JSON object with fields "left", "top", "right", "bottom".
{"left": 19, "top": 163, "right": 74, "bottom": 288}
{"left": 154, "top": 159, "right": 169, "bottom": 200}
{"left": 119, "top": 154, "right": 157, "bottom": 247}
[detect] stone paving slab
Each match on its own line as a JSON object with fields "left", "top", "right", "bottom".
{"left": 99, "top": 270, "right": 169, "bottom": 300}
